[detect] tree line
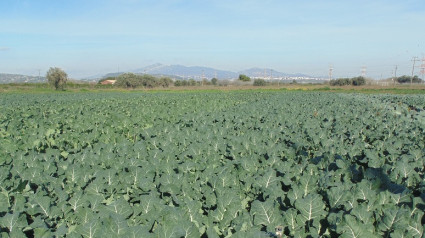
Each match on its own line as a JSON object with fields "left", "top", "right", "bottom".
{"left": 329, "top": 75, "right": 423, "bottom": 87}
{"left": 329, "top": 76, "right": 366, "bottom": 86}
{"left": 109, "top": 73, "right": 173, "bottom": 88}
{"left": 394, "top": 75, "right": 423, "bottom": 84}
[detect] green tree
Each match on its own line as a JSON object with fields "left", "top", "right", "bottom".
{"left": 188, "top": 79, "right": 196, "bottom": 86}
{"left": 211, "top": 78, "right": 218, "bottom": 85}
{"left": 396, "top": 75, "right": 422, "bottom": 84}
{"left": 174, "top": 80, "right": 182, "bottom": 86}
{"left": 140, "top": 74, "right": 158, "bottom": 88}
{"left": 158, "top": 77, "right": 173, "bottom": 87}
{"left": 115, "top": 73, "right": 141, "bottom": 88}
{"left": 238, "top": 74, "right": 251, "bottom": 82}
{"left": 253, "top": 79, "right": 267, "bottom": 86}
{"left": 330, "top": 78, "right": 351, "bottom": 86}
{"left": 330, "top": 76, "right": 366, "bottom": 86}
{"left": 351, "top": 76, "right": 366, "bottom": 86}
{"left": 46, "top": 67, "right": 68, "bottom": 90}
{"left": 202, "top": 78, "right": 210, "bottom": 86}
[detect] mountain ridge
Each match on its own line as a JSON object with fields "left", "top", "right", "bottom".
{"left": 0, "top": 64, "right": 323, "bottom": 83}
{"left": 0, "top": 73, "right": 46, "bottom": 84}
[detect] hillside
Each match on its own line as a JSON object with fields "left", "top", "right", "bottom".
{"left": 0, "top": 73, "right": 46, "bottom": 84}
{"left": 100, "top": 63, "right": 321, "bottom": 81}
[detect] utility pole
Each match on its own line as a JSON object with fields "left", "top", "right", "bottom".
{"left": 361, "top": 66, "right": 367, "bottom": 77}
{"left": 411, "top": 56, "right": 419, "bottom": 85}
{"left": 270, "top": 69, "right": 272, "bottom": 81}
{"left": 115, "top": 65, "right": 120, "bottom": 81}
{"left": 393, "top": 65, "right": 398, "bottom": 85}
{"left": 201, "top": 70, "right": 205, "bottom": 86}
{"left": 328, "top": 65, "right": 333, "bottom": 82}
{"left": 420, "top": 57, "right": 425, "bottom": 83}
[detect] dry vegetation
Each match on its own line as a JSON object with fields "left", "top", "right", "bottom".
{"left": 1, "top": 82, "right": 425, "bottom": 94}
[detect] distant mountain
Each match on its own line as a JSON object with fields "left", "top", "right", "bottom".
{"left": 238, "top": 68, "right": 312, "bottom": 78}
{"left": 133, "top": 64, "right": 238, "bottom": 79}
{"left": 100, "top": 72, "right": 126, "bottom": 79}
{"left": 1, "top": 63, "right": 320, "bottom": 82}
{"left": 0, "top": 73, "right": 46, "bottom": 84}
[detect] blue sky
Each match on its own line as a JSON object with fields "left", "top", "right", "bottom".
{"left": 1, "top": 0, "right": 424, "bottom": 79}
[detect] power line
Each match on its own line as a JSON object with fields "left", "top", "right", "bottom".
{"left": 420, "top": 57, "right": 425, "bottom": 82}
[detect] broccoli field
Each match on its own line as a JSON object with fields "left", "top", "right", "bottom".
{"left": 0, "top": 91, "right": 424, "bottom": 237}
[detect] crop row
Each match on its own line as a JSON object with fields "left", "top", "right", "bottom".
{"left": 0, "top": 92, "right": 424, "bottom": 237}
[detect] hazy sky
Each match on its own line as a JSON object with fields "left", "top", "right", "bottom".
{"left": 1, "top": 0, "right": 424, "bottom": 79}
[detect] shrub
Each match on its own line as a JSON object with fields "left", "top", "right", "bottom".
{"left": 238, "top": 74, "right": 251, "bottom": 82}
{"left": 253, "top": 79, "right": 267, "bottom": 86}
{"left": 46, "top": 67, "right": 68, "bottom": 90}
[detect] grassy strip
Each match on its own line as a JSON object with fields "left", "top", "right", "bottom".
{"left": 1, "top": 82, "right": 425, "bottom": 94}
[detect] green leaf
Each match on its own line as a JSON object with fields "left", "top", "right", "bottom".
{"left": 179, "top": 220, "right": 201, "bottom": 238}
{"left": 354, "top": 181, "right": 376, "bottom": 203}
{"left": 74, "top": 219, "right": 101, "bottom": 238}
{"left": 0, "top": 212, "right": 27, "bottom": 234}
{"left": 33, "top": 194, "right": 52, "bottom": 218}
{"left": 182, "top": 199, "right": 203, "bottom": 226}
{"left": 68, "top": 191, "right": 86, "bottom": 212}
{"left": 295, "top": 193, "right": 326, "bottom": 223}
{"left": 8, "top": 229, "right": 27, "bottom": 238}
{"left": 0, "top": 213, "right": 19, "bottom": 232}
{"left": 283, "top": 208, "right": 305, "bottom": 235}
{"left": 250, "top": 199, "right": 280, "bottom": 229}
{"left": 254, "top": 169, "right": 280, "bottom": 190}
{"left": 0, "top": 192, "right": 10, "bottom": 212}
{"left": 351, "top": 204, "right": 374, "bottom": 225}
{"left": 337, "top": 215, "right": 378, "bottom": 238}
{"left": 406, "top": 211, "right": 424, "bottom": 237}
{"left": 60, "top": 151, "right": 69, "bottom": 158}
{"left": 33, "top": 227, "right": 53, "bottom": 238}
{"left": 377, "top": 207, "right": 408, "bottom": 233}
{"left": 365, "top": 150, "right": 384, "bottom": 168}
{"left": 287, "top": 188, "right": 303, "bottom": 206}
{"left": 154, "top": 220, "right": 185, "bottom": 238}
{"left": 105, "top": 198, "right": 133, "bottom": 218}
{"left": 328, "top": 185, "right": 349, "bottom": 209}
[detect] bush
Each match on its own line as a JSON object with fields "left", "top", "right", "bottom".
{"left": 115, "top": 73, "right": 141, "bottom": 88}
{"left": 158, "top": 77, "right": 173, "bottom": 87}
{"left": 211, "top": 78, "right": 218, "bottom": 85}
{"left": 115, "top": 73, "right": 172, "bottom": 88}
{"left": 396, "top": 75, "right": 423, "bottom": 84}
{"left": 188, "top": 79, "right": 196, "bottom": 86}
{"left": 141, "top": 74, "right": 158, "bottom": 88}
{"left": 351, "top": 76, "right": 366, "bottom": 86}
{"left": 330, "top": 76, "right": 366, "bottom": 86}
{"left": 46, "top": 67, "right": 68, "bottom": 90}
{"left": 330, "top": 78, "right": 351, "bottom": 86}
{"left": 253, "top": 79, "right": 267, "bottom": 86}
{"left": 238, "top": 74, "right": 251, "bottom": 82}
